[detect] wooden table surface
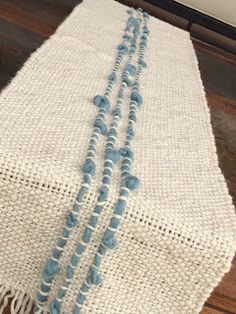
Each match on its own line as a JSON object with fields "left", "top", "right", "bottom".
{"left": 0, "top": 1, "right": 235, "bottom": 313}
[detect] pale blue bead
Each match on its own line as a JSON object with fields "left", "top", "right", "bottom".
{"left": 71, "top": 254, "right": 79, "bottom": 267}
{"left": 94, "top": 119, "right": 107, "bottom": 135}
{"left": 104, "top": 160, "right": 113, "bottom": 168}
{"left": 125, "top": 64, "right": 136, "bottom": 75}
{"left": 138, "top": 59, "right": 147, "bottom": 68}
{"left": 52, "top": 248, "right": 61, "bottom": 260}
{"left": 121, "top": 164, "right": 130, "bottom": 172}
{"left": 73, "top": 307, "right": 80, "bottom": 314}
{"left": 37, "top": 292, "right": 47, "bottom": 303}
{"left": 123, "top": 175, "right": 140, "bottom": 190}
{"left": 76, "top": 243, "right": 85, "bottom": 255}
{"left": 76, "top": 186, "right": 87, "bottom": 202}
{"left": 57, "top": 238, "right": 66, "bottom": 248}
{"left": 94, "top": 205, "right": 103, "bottom": 214}
{"left": 130, "top": 90, "right": 143, "bottom": 106}
{"left": 58, "top": 288, "right": 66, "bottom": 299}
{"left": 49, "top": 300, "right": 60, "bottom": 314}
{"left": 117, "top": 44, "right": 128, "bottom": 53}
{"left": 98, "top": 186, "right": 109, "bottom": 201}
{"left": 82, "top": 159, "right": 96, "bottom": 175}
{"left": 43, "top": 259, "right": 59, "bottom": 279}
{"left": 83, "top": 173, "right": 91, "bottom": 184}
{"left": 129, "top": 112, "right": 137, "bottom": 122}
{"left": 106, "top": 149, "right": 120, "bottom": 163}
{"left": 94, "top": 254, "right": 101, "bottom": 267}
{"left": 120, "top": 189, "right": 129, "bottom": 197}
{"left": 81, "top": 283, "right": 89, "bottom": 293}
{"left": 123, "top": 34, "right": 131, "bottom": 40}
{"left": 93, "top": 95, "right": 110, "bottom": 111}
{"left": 66, "top": 213, "right": 77, "bottom": 228}
{"left": 110, "top": 217, "right": 120, "bottom": 229}
{"left": 109, "top": 72, "right": 116, "bottom": 82}
{"left": 102, "top": 230, "right": 117, "bottom": 249}
{"left": 123, "top": 77, "right": 133, "bottom": 87}
{"left": 78, "top": 294, "right": 86, "bottom": 304}
{"left": 82, "top": 227, "right": 93, "bottom": 243}
{"left": 140, "top": 40, "right": 147, "bottom": 47}
{"left": 89, "top": 215, "right": 98, "bottom": 227}
{"left": 143, "top": 11, "right": 149, "bottom": 18}
{"left": 128, "top": 126, "right": 134, "bottom": 137}
{"left": 127, "top": 16, "right": 136, "bottom": 27}
{"left": 41, "top": 282, "right": 50, "bottom": 293}
{"left": 109, "top": 128, "right": 117, "bottom": 136}
{"left": 119, "top": 147, "right": 134, "bottom": 159}
{"left": 62, "top": 228, "right": 69, "bottom": 238}
{"left": 89, "top": 267, "right": 102, "bottom": 285}
{"left": 98, "top": 244, "right": 106, "bottom": 256}
{"left": 114, "top": 199, "right": 126, "bottom": 215}
{"left": 66, "top": 265, "right": 74, "bottom": 279}
{"left": 104, "top": 168, "right": 111, "bottom": 176}
{"left": 102, "top": 176, "right": 110, "bottom": 185}
{"left": 112, "top": 107, "right": 122, "bottom": 118}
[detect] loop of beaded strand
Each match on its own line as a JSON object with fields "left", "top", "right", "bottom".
{"left": 49, "top": 9, "right": 144, "bottom": 314}
{"left": 34, "top": 9, "right": 137, "bottom": 314}
{"left": 72, "top": 8, "right": 149, "bottom": 314}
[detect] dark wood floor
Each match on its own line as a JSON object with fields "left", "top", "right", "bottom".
{"left": 0, "top": 1, "right": 235, "bottom": 313}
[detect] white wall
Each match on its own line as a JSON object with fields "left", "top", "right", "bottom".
{"left": 174, "top": 0, "right": 236, "bottom": 27}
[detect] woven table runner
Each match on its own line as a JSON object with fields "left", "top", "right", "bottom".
{"left": 0, "top": 0, "right": 235, "bottom": 313}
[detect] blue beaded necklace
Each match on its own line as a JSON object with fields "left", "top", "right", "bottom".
{"left": 34, "top": 7, "right": 149, "bottom": 314}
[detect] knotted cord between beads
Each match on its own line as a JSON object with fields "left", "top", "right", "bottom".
{"left": 34, "top": 9, "right": 137, "bottom": 314}
{"left": 49, "top": 10, "right": 143, "bottom": 314}
{"left": 73, "top": 8, "right": 149, "bottom": 314}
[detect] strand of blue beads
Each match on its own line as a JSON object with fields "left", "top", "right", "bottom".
{"left": 72, "top": 9, "right": 149, "bottom": 314}
{"left": 48, "top": 10, "right": 142, "bottom": 314}
{"left": 34, "top": 10, "right": 137, "bottom": 314}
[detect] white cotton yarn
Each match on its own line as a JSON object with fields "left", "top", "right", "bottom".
{"left": 0, "top": 0, "right": 235, "bottom": 313}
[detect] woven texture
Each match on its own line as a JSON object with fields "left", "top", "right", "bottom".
{"left": 0, "top": 0, "right": 235, "bottom": 313}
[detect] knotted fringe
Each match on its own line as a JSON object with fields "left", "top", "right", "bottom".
{"left": 0, "top": 284, "right": 35, "bottom": 314}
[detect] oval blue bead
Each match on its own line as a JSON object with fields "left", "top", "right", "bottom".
{"left": 114, "top": 199, "right": 126, "bottom": 215}
{"left": 37, "top": 292, "right": 47, "bottom": 303}
{"left": 76, "top": 243, "right": 85, "bottom": 255}
{"left": 119, "top": 147, "right": 134, "bottom": 159}
{"left": 66, "top": 213, "right": 77, "bottom": 228}
{"left": 130, "top": 91, "right": 143, "bottom": 106}
{"left": 123, "top": 175, "right": 140, "bottom": 190}
{"left": 98, "top": 185, "right": 109, "bottom": 201}
{"left": 93, "top": 95, "right": 110, "bottom": 111}
{"left": 82, "top": 227, "right": 93, "bottom": 243}
{"left": 94, "top": 119, "right": 107, "bottom": 135}
{"left": 125, "top": 64, "right": 136, "bottom": 75}
{"left": 66, "top": 265, "right": 74, "bottom": 279}
{"left": 109, "top": 72, "right": 116, "bottom": 82}
{"left": 82, "top": 159, "right": 95, "bottom": 176}
{"left": 106, "top": 149, "right": 120, "bottom": 163}
{"left": 110, "top": 217, "right": 120, "bottom": 229}
{"left": 43, "top": 259, "right": 59, "bottom": 279}
{"left": 89, "top": 267, "right": 102, "bottom": 285}
{"left": 71, "top": 254, "right": 79, "bottom": 267}
{"left": 49, "top": 300, "right": 60, "bottom": 314}
{"left": 118, "top": 44, "right": 128, "bottom": 53}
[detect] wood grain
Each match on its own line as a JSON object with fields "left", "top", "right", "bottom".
{"left": 205, "top": 257, "right": 236, "bottom": 313}
{"left": 193, "top": 38, "right": 236, "bottom": 67}
{"left": 201, "top": 306, "right": 228, "bottom": 314}
{"left": 0, "top": 3, "right": 55, "bottom": 36}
